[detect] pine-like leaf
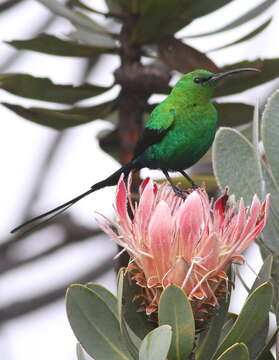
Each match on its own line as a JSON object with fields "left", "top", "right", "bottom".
{"left": 0, "top": 73, "right": 111, "bottom": 104}
{"left": 3, "top": 100, "right": 116, "bottom": 129}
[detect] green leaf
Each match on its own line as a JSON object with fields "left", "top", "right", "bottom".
{"left": 132, "top": 0, "right": 191, "bottom": 43}
{"left": 106, "top": 0, "right": 122, "bottom": 13}
{"left": 261, "top": 163, "right": 279, "bottom": 253}
{"left": 122, "top": 273, "right": 155, "bottom": 340}
{"left": 262, "top": 90, "right": 279, "bottom": 186}
{"left": 257, "top": 351, "right": 275, "bottom": 360}
{"left": 252, "top": 99, "right": 262, "bottom": 176}
{"left": 139, "top": 325, "right": 172, "bottom": 360}
{"left": 240, "top": 123, "right": 253, "bottom": 142}
{"left": 86, "top": 283, "right": 118, "bottom": 319}
{"left": 213, "top": 127, "right": 263, "bottom": 204}
{"left": 219, "top": 314, "right": 238, "bottom": 344}
{"left": 123, "top": 324, "right": 141, "bottom": 350}
{"left": 37, "top": 0, "right": 115, "bottom": 48}
{"left": 262, "top": 166, "right": 279, "bottom": 209}
{"left": 271, "top": 259, "right": 279, "bottom": 309}
{"left": 0, "top": 73, "right": 111, "bottom": 104}
{"left": 66, "top": 284, "right": 132, "bottom": 360}
{"left": 121, "top": 321, "right": 140, "bottom": 360}
{"left": 260, "top": 212, "right": 279, "bottom": 254}
{"left": 98, "top": 128, "right": 121, "bottom": 162}
{"left": 210, "top": 18, "right": 272, "bottom": 52}
{"left": 216, "top": 343, "right": 249, "bottom": 360}
{"left": 260, "top": 90, "right": 279, "bottom": 253}
{"left": 132, "top": 0, "right": 234, "bottom": 43}
{"left": 37, "top": 0, "right": 105, "bottom": 33}
{"left": 212, "top": 102, "right": 268, "bottom": 212}
{"left": 117, "top": 0, "right": 139, "bottom": 13}
{"left": 2, "top": 100, "right": 116, "bottom": 130}
{"left": 236, "top": 267, "right": 250, "bottom": 293}
{"left": 260, "top": 167, "right": 279, "bottom": 253}
{"left": 69, "top": 0, "right": 98, "bottom": 13}
{"left": 255, "top": 328, "right": 278, "bottom": 360}
{"left": 251, "top": 255, "right": 273, "bottom": 293}
{"left": 76, "top": 343, "right": 91, "bottom": 360}
{"left": 213, "top": 282, "right": 273, "bottom": 359}
{"left": 188, "top": 0, "right": 234, "bottom": 22}
{"left": 196, "top": 297, "right": 231, "bottom": 360}
{"left": 248, "top": 256, "right": 269, "bottom": 359}
{"left": 69, "top": 27, "right": 116, "bottom": 48}
{"left": 117, "top": 269, "right": 140, "bottom": 359}
{"left": 215, "top": 102, "right": 253, "bottom": 128}
{"left": 247, "top": 318, "right": 269, "bottom": 359}
{"left": 6, "top": 34, "right": 112, "bottom": 57}
{"left": 215, "top": 59, "right": 279, "bottom": 97}
{"left": 188, "top": 0, "right": 276, "bottom": 38}
{"left": 158, "top": 285, "right": 195, "bottom": 360}
{"left": 158, "top": 37, "right": 219, "bottom": 73}
{"left": 117, "top": 268, "right": 125, "bottom": 330}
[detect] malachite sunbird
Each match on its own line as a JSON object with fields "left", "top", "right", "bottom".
{"left": 11, "top": 67, "right": 259, "bottom": 233}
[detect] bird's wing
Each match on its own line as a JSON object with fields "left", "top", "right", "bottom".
{"left": 133, "top": 108, "right": 175, "bottom": 159}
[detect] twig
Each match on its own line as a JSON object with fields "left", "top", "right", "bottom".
{"left": 0, "top": 0, "right": 22, "bottom": 12}
{"left": 0, "top": 255, "right": 114, "bottom": 323}
{"left": 0, "top": 216, "right": 102, "bottom": 274}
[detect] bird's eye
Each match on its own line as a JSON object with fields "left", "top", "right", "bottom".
{"left": 194, "top": 77, "right": 204, "bottom": 84}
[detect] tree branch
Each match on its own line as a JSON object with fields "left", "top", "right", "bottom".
{"left": 0, "top": 256, "right": 114, "bottom": 323}
{"left": 0, "top": 0, "right": 22, "bottom": 12}
{"left": 0, "top": 215, "right": 102, "bottom": 274}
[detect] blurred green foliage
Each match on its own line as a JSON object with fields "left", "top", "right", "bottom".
{"left": 1, "top": 0, "right": 278, "bottom": 174}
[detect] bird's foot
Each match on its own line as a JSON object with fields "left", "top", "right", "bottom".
{"left": 181, "top": 188, "right": 193, "bottom": 194}
{"left": 172, "top": 186, "right": 188, "bottom": 200}
{"left": 179, "top": 171, "right": 199, "bottom": 189}
{"left": 189, "top": 180, "right": 199, "bottom": 189}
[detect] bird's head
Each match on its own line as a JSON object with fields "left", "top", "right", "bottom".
{"left": 171, "top": 68, "right": 260, "bottom": 102}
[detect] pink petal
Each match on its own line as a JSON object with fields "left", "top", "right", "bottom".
{"left": 166, "top": 257, "right": 189, "bottom": 287}
{"left": 115, "top": 176, "right": 131, "bottom": 232}
{"left": 149, "top": 200, "right": 173, "bottom": 278}
{"left": 231, "top": 198, "right": 246, "bottom": 244}
{"left": 140, "top": 177, "right": 151, "bottom": 194}
{"left": 198, "top": 233, "right": 219, "bottom": 271}
{"left": 241, "top": 194, "right": 261, "bottom": 239}
{"left": 214, "top": 188, "right": 229, "bottom": 226}
{"left": 179, "top": 191, "right": 205, "bottom": 261}
{"left": 199, "top": 189, "right": 213, "bottom": 234}
{"left": 137, "top": 178, "right": 155, "bottom": 235}
{"left": 235, "top": 194, "right": 270, "bottom": 254}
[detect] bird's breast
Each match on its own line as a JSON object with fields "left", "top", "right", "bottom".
{"left": 144, "top": 105, "right": 217, "bottom": 170}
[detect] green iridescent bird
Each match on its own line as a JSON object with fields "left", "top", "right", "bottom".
{"left": 11, "top": 67, "right": 259, "bottom": 233}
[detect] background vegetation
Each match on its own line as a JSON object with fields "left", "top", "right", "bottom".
{"left": 1, "top": 0, "right": 279, "bottom": 359}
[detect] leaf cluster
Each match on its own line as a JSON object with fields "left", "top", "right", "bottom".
{"left": 1, "top": 0, "right": 278, "bottom": 169}
{"left": 213, "top": 90, "right": 279, "bottom": 310}
{"left": 67, "top": 260, "right": 275, "bottom": 360}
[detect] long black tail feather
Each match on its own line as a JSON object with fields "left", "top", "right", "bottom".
{"left": 11, "top": 161, "right": 137, "bottom": 234}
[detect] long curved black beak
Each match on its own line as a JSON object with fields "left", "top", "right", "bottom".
{"left": 210, "top": 67, "right": 260, "bottom": 82}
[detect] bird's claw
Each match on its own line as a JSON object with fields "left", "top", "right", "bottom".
{"left": 189, "top": 181, "right": 199, "bottom": 189}
{"left": 172, "top": 184, "right": 199, "bottom": 199}
{"left": 172, "top": 187, "right": 188, "bottom": 200}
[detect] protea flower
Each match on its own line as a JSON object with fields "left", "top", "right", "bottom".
{"left": 99, "top": 175, "right": 269, "bottom": 325}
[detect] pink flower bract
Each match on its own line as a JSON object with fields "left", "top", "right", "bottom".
{"left": 100, "top": 175, "right": 269, "bottom": 321}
